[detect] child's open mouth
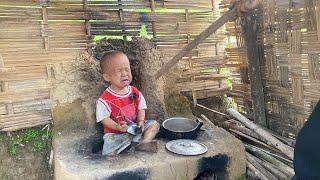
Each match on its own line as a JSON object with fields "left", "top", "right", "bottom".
{"left": 121, "top": 79, "right": 130, "bottom": 85}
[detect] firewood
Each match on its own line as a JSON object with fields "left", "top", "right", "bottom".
{"left": 247, "top": 161, "right": 269, "bottom": 180}
{"left": 245, "top": 144, "right": 293, "bottom": 167}
{"left": 245, "top": 144, "right": 294, "bottom": 177}
{"left": 247, "top": 153, "right": 277, "bottom": 180}
{"left": 252, "top": 153, "right": 288, "bottom": 179}
{"left": 227, "top": 108, "right": 294, "bottom": 160}
{"left": 230, "top": 129, "right": 280, "bottom": 153}
{"left": 223, "top": 121, "right": 267, "bottom": 142}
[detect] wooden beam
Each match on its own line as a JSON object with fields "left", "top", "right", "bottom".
{"left": 154, "top": 8, "right": 237, "bottom": 79}
{"left": 243, "top": 10, "right": 267, "bottom": 127}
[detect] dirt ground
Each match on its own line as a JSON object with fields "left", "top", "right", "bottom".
{"left": 0, "top": 127, "right": 53, "bottom": 180}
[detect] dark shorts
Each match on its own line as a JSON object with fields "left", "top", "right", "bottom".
{"left": 102, "top": 120, "right": 158, "bottom": 155}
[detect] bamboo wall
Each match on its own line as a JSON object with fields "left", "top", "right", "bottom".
{"left": 224, "top": 0, "right": 320, "bottom": 136}
{"left": 0, "top": 0, "right": 227, "bottom": 131}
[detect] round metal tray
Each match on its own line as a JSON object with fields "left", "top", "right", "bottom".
{"left": 166, "top": 139, "right": 208, "bottom": 156}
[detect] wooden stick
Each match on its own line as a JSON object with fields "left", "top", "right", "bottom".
{"left": 200, "top": 114, "right": 217, "bottom": 127}
{"left": 245, "top": 143, "right": 293, "bottom": 167}
{"left": 247, "top": 153, "right": 278, "bottom": 180}
{"left": 246, "top": 160, "right": 269, "bottom": 180}
{"left": 245, "top": 144, "right": 294, "bottom": 177}
{"left": 230, "top": 129, "right": 280, "bottom": 153}
{"left": 223, "top": 120, "right": 264, "bottom": 141}
{"left": 196, "top": 103, "right": 229, "bottom": 117}
{"left": 252, "top": 152, "right": 288, "bottom": 179}
{"left": 154, "top": 8, "right": 237, "bottom": 79}
{"left": 227, "top": 108, "right": 294, "bottom": 160}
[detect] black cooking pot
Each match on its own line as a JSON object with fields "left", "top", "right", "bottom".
{"left": 161, "top": 117, "right": 203, "bottom": 140}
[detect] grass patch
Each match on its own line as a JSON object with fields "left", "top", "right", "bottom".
{"left": 6, "top": 126, "right": 51, "bottom": 156}
{"left": 92, "top": 24, "right": 152, "bottom": 44}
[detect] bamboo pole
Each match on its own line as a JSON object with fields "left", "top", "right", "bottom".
{"left": 154, "top": 8, "right": 237, "bottom": 79}
{"left": 247, "top": 153, "right": 278, "bottom": 180}
{"left": 245, "top": 144, "right": 294, "bottom": 177}
{"left": 227, "top": 108, "right": 294, "bottom": 160}
{"left": 247, "top": 161, "right": 269, "bottom": 180}
{"left": 252, "top": 152, "right": 288, "bottom": 179}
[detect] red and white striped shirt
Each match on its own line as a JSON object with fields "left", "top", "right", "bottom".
{"left": 96, "top": 86, "right": 147, "bottom": 134}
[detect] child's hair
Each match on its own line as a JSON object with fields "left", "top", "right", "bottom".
{"left": 100, "top": 50, "right": 125, "bottom": 73}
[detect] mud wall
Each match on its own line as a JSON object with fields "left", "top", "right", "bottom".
{"left": 52, "top": 38, "right": 168, "bottom": 134}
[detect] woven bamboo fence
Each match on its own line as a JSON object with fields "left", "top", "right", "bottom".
{"left": 0, "top": 0, "right": 228, "bottom": 131}
{"left": 223, "top": 0, "right": 320, "bottom": 136}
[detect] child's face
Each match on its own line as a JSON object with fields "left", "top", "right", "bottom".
{"left": 103, "top": 54, "right": 132, "bottom": 91}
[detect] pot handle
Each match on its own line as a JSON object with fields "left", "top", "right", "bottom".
{"left": 195, "top": 119, "right": 204, "bottom": 131}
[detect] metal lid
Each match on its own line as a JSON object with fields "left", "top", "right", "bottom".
{"left": 166, "top": 139, "right": 208, "bottom": 156}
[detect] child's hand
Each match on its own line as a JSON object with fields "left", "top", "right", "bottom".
{"left": 117, "top": 121, "right": 128, "bottom": 132}
{"left": 138, "top": 121, "right": 145, "bottom": 132}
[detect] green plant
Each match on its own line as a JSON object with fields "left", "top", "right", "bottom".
{"left": 31, "top": 141, "right": 46, "bottom": 153}
{"left": 8, "top": 139, "right": 20, "bottom": 156}
{"left": 6, "top": 126, "right": 51, "bottom": 156}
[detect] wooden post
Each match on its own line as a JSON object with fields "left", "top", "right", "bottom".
{"left": 316, "top": 1, "right": 320, "bottom": 39}
{"left": 150, "top": 0, "right": 157, "bottom": 39}
{"left": 118, "top": 0, "right": 127, "bottom": 41}
{"left": 154, "top": 8, "right": 237, "bottom": 79}
{"left": 243, "top": 10, "right": 267, "bottom": 127}
{"left": 83, "top": 0, "right": 91, "bottom": 54}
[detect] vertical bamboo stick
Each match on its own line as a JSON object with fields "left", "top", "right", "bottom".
{"left": 83, "top": 0, "right": 91, "bottom": 53}
{"left": 118, "top": 0, "right": 127, "bottom": 41}
{"left": 150, "top": 0, "right": 157, "bottom": 39}
{"left": 0, "top": 53, "right": 4, "bottom": 68}
{"left": 41, "top": 2, "right": 49, "bottom": 51}
{"left": 316, "top": 1, "right": 320, "bottom": 40}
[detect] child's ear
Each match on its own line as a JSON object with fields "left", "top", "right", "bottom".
{"left": 102, "top": 73, "right": 110, "bottom": 82}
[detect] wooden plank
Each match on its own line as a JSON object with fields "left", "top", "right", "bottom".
{"left": 7, "top": 79, "right": 49, "bottom": 92}
{"left": 0, "top": 89, "right": 50, "bottom": 103}
{"left": 0, "top": 66, "right": 47, "bottom": 81}
{"left": 0, "top": 111, "right": 52, "bottom": 132}
{"left": 13, "top": 99, "right": 52, "bottom": 113}
{"left": 0, "top": 104, "right": 6, "bottom": 115}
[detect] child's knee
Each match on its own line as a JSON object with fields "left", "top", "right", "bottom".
{"left": 150, "top": 123, "right": 160, "bottom": 132}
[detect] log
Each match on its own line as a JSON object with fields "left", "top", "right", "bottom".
{"left": 245, "top": 143, "right": 293, "bottom": 167}
{"left": 246, "top": 158, "right": 270, "bottom": 180}
{"left": 230, "top": 129, "right": 280, "bottom": 153}
{"left": 227, "top": 108, "right": 294, "bottom": 160}
{"left": 245, "top": 144, "right": 294, "bottom": 177}
{"left": 252, "top": 153, "right": 288, "bottom": 180}
{"left": 247, "top": 153, "right": 278, "bottom": 180}
{"left": 154, "top": 8, "right": 237, "bottom": 79}
{"left": 223, "top": 120, "right": 265, "bottom": 141}
{"left": 268, "top": 130, "right": 295, "bottom": 148}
